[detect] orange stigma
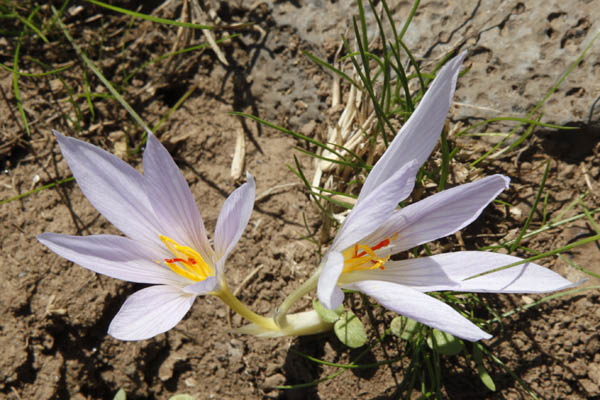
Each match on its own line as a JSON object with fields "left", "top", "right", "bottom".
{"left": 159, "top": 235, "right": 213, "bottom": 281}
{"left": 342, "top": 235, "right": 396, "bottom": 274}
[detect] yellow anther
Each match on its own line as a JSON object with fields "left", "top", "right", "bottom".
{"left": 342, "top": 237, "right": 393, "bottom": 274}
{"left": 159, "top": 235, "right": 213, "bottom": 281}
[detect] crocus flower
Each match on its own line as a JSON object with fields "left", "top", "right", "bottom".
{"left": 316, "top": 52, "right": 579, "bottom": 341}
{"left": 38, "top": 131, "right": 276, "bottom": 340}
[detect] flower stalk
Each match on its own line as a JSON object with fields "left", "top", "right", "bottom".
{"left": 214, "top": 283, "right": 279, "bottom": 331}
{"left": 274, "top": 267, "right": 321, "bottom": 328}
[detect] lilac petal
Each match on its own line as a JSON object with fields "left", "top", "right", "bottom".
{"left": 358, "top": 51, "right": 466, "bottom": 202}
{"left": 317, "top": 251, "right": 345, "bottom": 309}
{"left": 37, "top": 233, "right": 186, "bottom": 286}
{"left": 349, "top": 280, "right": 492, "bottom": 341}
{"left": 366, "top": 251, "right": 580, "bottom": 293}
{"left": 108, "top": 285, "right": 195, "bottom": 340}
{"left": 143, "top": 133, "right": 212, "bottom": 260}
{"left": 214, "top": 173, "right": 255, "bottom": 262}
{"left": 331, "top": 160, "right": 419, "bottom": 253}
{"left": 183, "top": 276, "right": 219, "bottom": 295}
{"left": 53, "top": 131, "right": 161, "bottom": 246}
{"left": 375, "top": 174, "right": 509, "bottom": 256}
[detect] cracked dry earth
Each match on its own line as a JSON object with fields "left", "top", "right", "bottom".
{"left": 1, "top": 1, "right": 600, "bottom": 399}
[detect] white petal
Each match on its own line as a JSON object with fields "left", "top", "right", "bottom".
{"left": 53, "top": 131, "right": 161, "bottom": 246}
{"left": 214, "top": 173, "right": 255, "bottom": 261}
{"left": 143, "top": 133, "right": 212, "bottom": 260}
{"left": 108, "top": 285, "right": 195, "bottom": 341}
{"left": 349, "top": 280, "right": 492, "bottom": 341}
{"left": 317, "top": 251, "right": 345, "bottom": 309}
{"left": 183, "top": 276, "right": 219, "bottom": 295}
{"left": 377, "top": 175, "right": 509, "bottom": 255}
{"left": 358, "top": 51, "right": 466, "bottom": 201}
{"left": 331, "top": 160, "right": 419, "bottom": 253}
{"left": 37, "top": 233, "right": 186, "bottom": 286}
{"left": 364, "top": 251, "right": 580, "bottom": 293}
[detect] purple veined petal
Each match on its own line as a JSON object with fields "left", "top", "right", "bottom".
{"left": 348, "top": 280, "right": 492, "bottom": 342}
{"left": 357, "top": 51, "right": 467, "bottom": 202}
{"left": 342, "top": 251, "right": 580, "bottom": 293}
{"left": 373, "top": 251, "right": 580, "bottom": 293}
{"left": 53, "top": 131, "right": 162, "bottom": 246}
{"left": 331, "top": 160, "right": 419, "bottom": 253}
{"left": 213, "top": 173, "right": 255, "bottom": 262}
{"left": 143, "top": 133, "right": 212, "bottom": 261}
{"left": 374, "top": 174, "right": 509, "bottom": 256}
{"left": 108, "top": 285, "right": 195, "bottom": 341}
{"left": 37, "top": 233, "right": 187, "bottom": 286}
{"left": 317, "top": 251, "right": 345, "bottom": 309}
{"left": 183, "top": 275, "right": 219, "bottom": 295}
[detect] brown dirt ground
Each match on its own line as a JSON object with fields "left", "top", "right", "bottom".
{"left": 1, "top": 1, "right": 599, "bottom": 399}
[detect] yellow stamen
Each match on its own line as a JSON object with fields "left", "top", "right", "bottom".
{"left": 159, "top": 235, "right": 213, "bottom": 281}
{"left": 341, "top": 237, "right": 395, "bottom": 274}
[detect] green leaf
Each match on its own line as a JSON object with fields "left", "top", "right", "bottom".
{"left": 334, "top": 311, "right": 367, "bottom": 348}
{"left": 390, "top": 316, "right": 419, "bottom": 340}
{"left": 168, "top": 395, "right": 195, "bottom": 400}
{"left": 473, "top": 343, "right": 496, "bottom": 391}
{"left": 113, "top": 388, "right": 126, "bottom": 400}
{"left": 312, "top": 298, "right": 344, "bottom": 323}
{"left": 426, "top": 329, "right": 463, "bottom": 355}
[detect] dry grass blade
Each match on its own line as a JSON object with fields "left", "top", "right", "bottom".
{"left": 189, "top": 0, "right": 229, "bottom": 66}
{"left": 231, "top": 128, "right": 245, "bottom": 180}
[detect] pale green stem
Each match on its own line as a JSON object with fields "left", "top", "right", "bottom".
{"left": 214, "top": 283, "right": 279, "bottom": 331}
{"left": 274, "top": 267, "right": 322, "bottom": 328}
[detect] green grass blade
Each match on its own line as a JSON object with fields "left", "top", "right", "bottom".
{"left": 0, "top": 61, "right": 75, "bottom": 77}
{"left": 437, "top": 127, "right": 451, "bottom": 191}
{"left": 467, "top": 233, "right": 600, "bottom": 280}
{"left": 456, "top": 117, "right": 576, "bottom": 137}
{"left": 348, "top": 19, "right": 393, "bottom": 146}
{"left": 81, "top": 62, "right": 95, "bottom": 121}
{"left": 397, "top": 37, "right": 426, "bottom": 94}
{"left": 14, "top": 11, "right": 48, "bottom": 43}
{"left": 480, "top": 205, "right": 600, "bottom": 252}
{"left": 85, "top": 0, "right": 217, "bottom": 30}
{"left": 509, "top": 160, "right": 550, "bottom": 252}
{"left": 54, "top": 6, "right": 151, "bottom": 134}
{"left": 486, "top": 285, "right": 600, "bottom": 324}
{"left": 0, "top": 177, "right": 74, "bottom": 205}
{"left": 397, "top": 0, "right": 420, "bottom": 40}
{"left": 123, "top": 36, "right": 238, "bottom": 85}
{"left": 230, "top": 111, "right": 347, "bottom": 159}
{"left": 302, "top": 50, "right": 359, "bottom": 88}
{"left": 470, "top": 30, "right": 600, "bottom": 166}
{"left": 12, "top": 6, "right": 42, "bottom": 136}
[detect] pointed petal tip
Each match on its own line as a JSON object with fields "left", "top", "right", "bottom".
{"left": 497, "top": 174, "right": 510, "bottom": 189}
{"left": 107, "top": 285, "right": 194, "bottom": 341}
{"left": 351, "top": 280, "right": 493, "bottom": 342}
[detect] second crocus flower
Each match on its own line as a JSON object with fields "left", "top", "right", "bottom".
{"left": 315, "top": 52, "right": 579, "bottom": 341}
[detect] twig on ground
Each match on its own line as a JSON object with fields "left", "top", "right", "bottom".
{"left": 256, "top": 183, "right": 301, "bottom": 202}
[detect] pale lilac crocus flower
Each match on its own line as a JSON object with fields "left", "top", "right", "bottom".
{"left": 315, "top": 52, "right": 579, "bottom": 341}
{"left": 38, "top": 131, "right": 277, "bottom": 341}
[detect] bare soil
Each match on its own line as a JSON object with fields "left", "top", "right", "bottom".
{"left": 1, "top": 1, "right": 599, "bottom": 399}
